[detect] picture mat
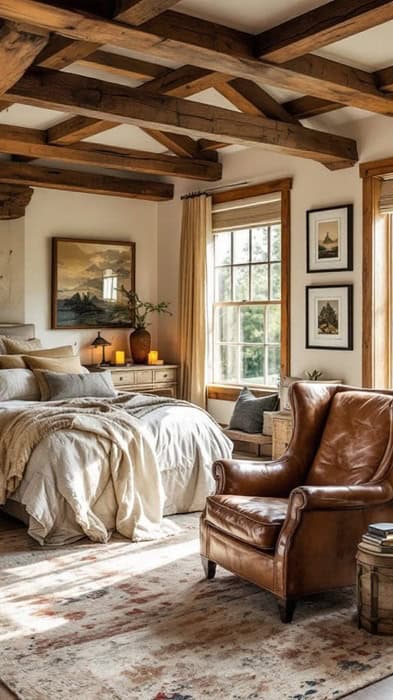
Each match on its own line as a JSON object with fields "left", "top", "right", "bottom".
{"left": 307, "top": 206, "right": 350, "bottom": 272}
{"left": 307, "top": 286, "right": 351, "bottom": 349}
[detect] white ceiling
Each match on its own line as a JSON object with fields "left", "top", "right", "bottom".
{"left": 1, "top": 0, "right": 393, "bottom": 165}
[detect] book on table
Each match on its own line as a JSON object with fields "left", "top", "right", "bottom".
{"left": 368, "top": 523, "right": 393, "bottom": 538}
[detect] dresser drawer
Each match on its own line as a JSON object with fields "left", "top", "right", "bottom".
{"left": 154, "top": 368, "right": 177, "bottom": 383}
{"left": 134, "top": 369, "right": 153, "bottom": 385}
{"left": 112, "top": 370, "right": 135, "bottom": 387}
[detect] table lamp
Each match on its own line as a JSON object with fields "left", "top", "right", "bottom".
{"left": 91, "top": 331, "right": 111, "bottom": 366}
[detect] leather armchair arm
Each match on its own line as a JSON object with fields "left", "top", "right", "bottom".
{"left": 290, "top": 482, "right": 393, "bottom": 511}
{"left": 213, "top": 458, "right": 300, "bottom": 498}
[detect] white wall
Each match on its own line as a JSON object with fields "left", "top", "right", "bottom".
{"left": 21, "top": 188, "right": 158, "bottom": 364}
{"left": 157, "top": 112, "right": 393, "bottom": 418}
{"left": 0, "top": 218, "right": 25, "bottom": 322}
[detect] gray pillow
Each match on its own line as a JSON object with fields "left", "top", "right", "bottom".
{"left": 229, "top": 387, "right": 279, "bottom": 433}
{"left": 39, "top": 370, "right": 117, "bottom": 401}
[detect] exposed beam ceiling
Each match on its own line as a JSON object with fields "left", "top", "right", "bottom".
{"left": 6, "top": 67, "right": 358, "bottom": 167}
{"left": 0, "top": 124, "right": 222, "bottom": 180}
{"left": 1, "top": 2, "right": 393, "bottom": 119}
{"left": 255, "top": 0, "right": 393, "bottom": 63}
{"left": 0, "top": 160, "right": 174, "bottom": 200}
{"left": 0, "top": 20, "right": 48, "bottom": 95}
{"left": 78, "top": 49, "right": 170, "bottom": 81}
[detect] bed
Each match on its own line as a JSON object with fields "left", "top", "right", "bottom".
{"left": 0, "top": 325, "right": 233, "bottom": 546}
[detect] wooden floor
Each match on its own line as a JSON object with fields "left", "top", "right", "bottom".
{"left": 0, "top": 512, "right": 392, "bottom": 700}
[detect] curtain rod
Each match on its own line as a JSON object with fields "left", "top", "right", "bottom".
{"left": 180, "top": 180, "right": 249, "bottom": 200}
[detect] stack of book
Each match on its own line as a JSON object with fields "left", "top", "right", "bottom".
{"left": 360, "top": 523, "right": 393, "bottom": 553}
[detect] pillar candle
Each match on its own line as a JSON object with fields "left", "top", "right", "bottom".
{"left": 115, "top": 350, "right": 125, "bottom": 365}
{"left": 148, "top": 350, "right": 159, "bottom": 365}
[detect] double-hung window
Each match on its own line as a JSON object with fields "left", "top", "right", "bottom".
{"left": 212, "top": 214, "right": 282, "bottom": 388}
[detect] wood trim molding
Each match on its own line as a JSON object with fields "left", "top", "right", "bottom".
{"left": 361, "top": 160, "right": 387, "bottom": 387}
{"left": 360, "top": 156, "right": 393, "bottom": 179}
{"left": 211, "top": 177, "right": 293, "bottom": 205}
{"left": 281, "top": 187, "right": 291, "bottom": 377}
{"left": 207, "top": 385, "right": 275, "bottom": 401}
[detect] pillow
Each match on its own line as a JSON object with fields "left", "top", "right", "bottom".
{"left": 37, "top": 370, "right": 116, "bottom": 401}
{"left": 229, "top": 387, "right": 279, "bottom": 434}
{"left": 23, "top": 345, "right": 75, "bottom": 358}
{"left": 0, "top": 355, "right": 27, "bottom": 369}
{"left": 23, "top": 355, "right": 87, "bottom": 400}
{"left": 0, "top": 369, "right": 40, "bottom": 401}
{"left": 2, "top": 336, "right": 42, "bottom": 354}
{"left": 23, "top": 354, "right": 85, "bottom": 373}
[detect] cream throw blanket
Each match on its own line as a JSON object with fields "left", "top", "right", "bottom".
{"left": 0, "top": 399, "right": 177, "bottom": 542}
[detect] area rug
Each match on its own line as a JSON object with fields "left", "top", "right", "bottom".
{"left": 1, "top": 514, "right": 393, "bottom": 700}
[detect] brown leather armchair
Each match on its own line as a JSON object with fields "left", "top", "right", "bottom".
{"left": 200, "top": 383, "right": 393, "bottom": 622}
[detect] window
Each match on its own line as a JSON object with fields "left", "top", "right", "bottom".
{"left": 212, "top": 224, "right": 281, "bottom": 387}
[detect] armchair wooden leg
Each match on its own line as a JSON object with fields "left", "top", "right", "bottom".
{"left": 201, "top": 555, "right": 216, "bottom": 579}
{"left": 277, "top": 598, "right": 296, "bottom": 623}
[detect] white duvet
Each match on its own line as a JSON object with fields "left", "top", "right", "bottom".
{"left": 0, "top": 397, "right": 232, "bottom": 545}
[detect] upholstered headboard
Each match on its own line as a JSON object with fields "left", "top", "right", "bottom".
{"left": 0, "top": 323, "right": 35, "bottom": 339}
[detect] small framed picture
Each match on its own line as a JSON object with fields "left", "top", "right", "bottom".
{"left": 306, "top": 285, "right": 353, "bottom": 350}
{"left": 307, "top": 204, "right": 353, "bottom": 272}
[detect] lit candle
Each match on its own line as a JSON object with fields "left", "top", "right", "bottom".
{"left": 148, "top": 350, "right": 158, "bottom": 365}
{"left": 115, "top": 350, "right": 125, "bottom": 366}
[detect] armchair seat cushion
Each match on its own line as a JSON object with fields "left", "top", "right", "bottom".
{"left": 205, "top": 495, "right": 288, "bottom": 551}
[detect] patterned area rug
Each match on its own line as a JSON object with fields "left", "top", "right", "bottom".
{"left": 1, "top": 513, "right": 393, "bottom": 700}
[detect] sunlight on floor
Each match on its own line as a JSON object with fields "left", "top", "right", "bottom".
{"left": 0, "top": 537, "right": 200, "bottom": 640}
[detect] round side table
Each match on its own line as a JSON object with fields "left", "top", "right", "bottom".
{"left": 357, "top": 542, "right": 393, "bottom": 635}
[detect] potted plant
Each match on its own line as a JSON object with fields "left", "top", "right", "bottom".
{"left": 120, "top": 286, "right": 172, "bottom": 364}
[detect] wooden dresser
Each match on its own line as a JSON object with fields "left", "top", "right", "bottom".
{"left": 272, "top": 412, "right": 294, "bottom": 459}
{"left": 87, "top": 364, "right": 179, "bottom": 398}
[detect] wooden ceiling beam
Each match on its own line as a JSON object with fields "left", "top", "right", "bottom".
{"left": 78, "top": 49, "right": 170, "bottom": 81}
{"left": 48, "top": 116, "right": 115, "bottom": 144}
{"left": 375, "top": 64, "right": 393, "bottom": 92}
{"left": 35, "top": 34, "right": 99, "bottom": 69}
{"left": 0, "top": 160, "right": 174, "bottom": 200}
{"left": 1, "top": 2, "right": 392, "bottom": 118}
{"left": 255, "top": 0, "right": 393, "bottom": 63}
{"left": 7, "top": 67, "right": 358, "bottom": 167}
{"left": 216, "top": 78, "right": 297, "bottom": 123}
{"left": 283, "top": 95, "right": 343, "bottom": 119}
{"left": 0, "top": 124, "right": 222, "bottom": 180}
{"left": 0, "top": 21, "right": 48, "bottom": 95}
{"left": 113, "top": 0, "right": 182, "bottom": 26}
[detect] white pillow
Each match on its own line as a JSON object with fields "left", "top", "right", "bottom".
{"left": 0, "top": 369, "right": 40, "bottom": 401}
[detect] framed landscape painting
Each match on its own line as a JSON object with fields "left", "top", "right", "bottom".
{"left": 307, "top": 204, "right": 353, "bottom": 272}
{"left": 306, "top": 284, "right": 353, "bottom": 350}
{"left": 51, "top": 238, "right": 135, "bottom": 329}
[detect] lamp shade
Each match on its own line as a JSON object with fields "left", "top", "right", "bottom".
{"left": 91, "top": 331, "right": 111, "bottom": 348}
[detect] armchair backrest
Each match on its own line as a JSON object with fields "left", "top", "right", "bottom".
{"left": 289, "top": 384, "right": 393, "bottom": 487}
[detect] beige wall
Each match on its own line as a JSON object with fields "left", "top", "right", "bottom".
{"left": 0, "top": 218, "right": 25, "bottom": 323}
{"left": 158, "top": 113, "right": 393, "bottom": 397}
{"left": 0, "top": 188, "right": 159, "bottom": 364}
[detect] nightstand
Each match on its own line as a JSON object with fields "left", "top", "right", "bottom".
{"left": 86, "top": 364, "right": 179, "bottom": 398}
{"left": 272, "top": 412, "right": 294, "bottom": 459}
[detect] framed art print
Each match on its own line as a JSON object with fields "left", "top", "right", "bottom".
{"left": 307, "top": 204, "right": 353, "bottom": 272}
{"left": 306, "top": 284, "right": 353, "bottom": 350}
{"left": 51, "top": 237, "right": 135, "bottom": 329}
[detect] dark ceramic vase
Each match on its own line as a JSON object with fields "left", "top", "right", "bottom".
{"left": 130, "top": 327, "right": 151, "bottom": 364}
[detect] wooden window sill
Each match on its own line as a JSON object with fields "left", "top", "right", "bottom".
{"left": 207, "top": 384, "right": 277, "bottom": 401}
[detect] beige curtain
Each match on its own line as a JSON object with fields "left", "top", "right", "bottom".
{"left": 178, "top": 194, "right": 212, "bottom": 407}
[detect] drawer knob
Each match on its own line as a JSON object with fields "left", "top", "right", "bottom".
{"left": 119, "top": 376, "right": 124, "bottom": 381}
{"left": 163, "top": 373, "right": 168, "bottom": 378}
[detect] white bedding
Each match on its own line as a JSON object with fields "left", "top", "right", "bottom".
{"left": 0, "top": 397, "right": 232, "bottom": 545}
